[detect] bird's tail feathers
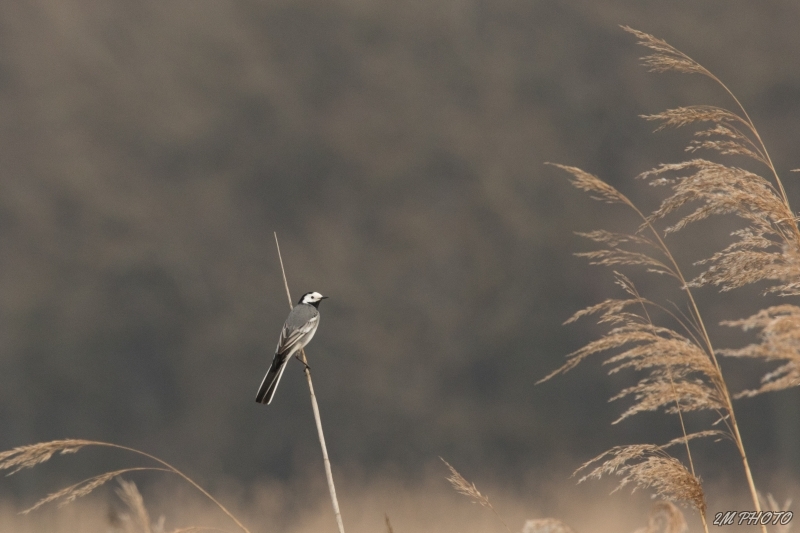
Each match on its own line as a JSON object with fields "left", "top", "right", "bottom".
{"left": 255, "top": 355, "right": 289, "bottom": 405}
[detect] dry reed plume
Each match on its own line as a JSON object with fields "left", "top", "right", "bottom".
{"left": 109, "top": 478, "right": 232, "bottom": 533}
{"left": 632, "top": 502, "right": 688, "bottom": 533}
{"left": 442, "top": 457, "right": 583, "bottom": 533}
{"left": 0, "top": 439, "right": 249, "bottom": 533}
{"left": 441, "top": 457, "right": 510, "bottom": 533}
{"left": 521, "top": 519, "right": 577, "bottom": 533}
{"left": 574, "top": 443, "right": 706, "bottom": 515}
{"left": 540, "top": 26, "right": 800, "bottom": 533}
{"left": 114, "top": 478, "right": 154, "bottom": 533}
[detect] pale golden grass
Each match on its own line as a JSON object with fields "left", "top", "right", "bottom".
{"left": 442, "top": 459, "right": 693, "bottom": 533}
{"left": 441, "top": 458, "right": 510, "bottom": 533}
{"left": 109, "top": 478, "right": 234, "bottom": 533}
{"left": 542, "top": 25, "right": 800, "bottom": 533}
{"left": 720, "top": 305, "right": 800, "bottom": 397}
{"left": 0, "top": 439, "right": 250, "bottom": 533}
{"left": 632, "top": 502, "right": 687, "bottom": 533}
{"left": 116, "top": 478, "right": 153, "bottom": 533}
{"left": 759, "top": 493, "right": 793, "bottom": 533}
{"left": 2, "top": 469, "right": 713, "bottom": 533}
{"left": 575, "top": 445, "right": 705, "bottom": 515}
{"left": 0, "top": 439, "right": 91, "bottom": 476}
{"left": 22, "top": 467, "right": 169, "bottom": 514}
{"left": 521, "top": 518, "right": 577, "bottom": 533}
{"left": 627, "top": 24, "right": 800, "bottom": 396}
{"left": 539, "top": 272, "right": 725, "bottom": 425}
{"left": 441, "top": 458, "right": 585, "bottom": 533}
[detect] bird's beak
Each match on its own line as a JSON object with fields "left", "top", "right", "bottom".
{"left": 321, "top": 296, "right": 329, "bottom": 299}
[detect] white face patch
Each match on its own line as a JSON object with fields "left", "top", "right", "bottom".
{"left": 301, "top": 291, "right": 325, "bottom": 304}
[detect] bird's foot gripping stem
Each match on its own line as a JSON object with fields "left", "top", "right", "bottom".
{"left": 295, "top": 353, "right": 311, "bottom": 373}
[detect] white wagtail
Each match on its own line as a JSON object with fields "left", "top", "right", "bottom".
{"left": 255, "top": 291, "right": 328, "bottom": 405}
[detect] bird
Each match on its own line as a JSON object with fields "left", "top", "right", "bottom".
{"left": 255, "top": 291, "right": 328, "bottom": 405}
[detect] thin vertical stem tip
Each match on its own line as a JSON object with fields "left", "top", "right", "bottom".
{"left": 274, "top": 232, "right": 294, "bottom": 310}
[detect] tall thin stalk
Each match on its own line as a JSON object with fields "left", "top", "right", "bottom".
{"left": 274, "top": 232, "right": 345, "bottom": 533}
{"left": 540, "top": 28, "right": 794, "bottom": 531}
{"left": 633, "top": 285, "right": 709, "bottom": 533}
{"left": 625, "top": 188, "right": 763, "bottom": 530}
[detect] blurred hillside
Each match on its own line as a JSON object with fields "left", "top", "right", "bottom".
{"left": 0, "top": 0, "right": 799, "bottom": 502}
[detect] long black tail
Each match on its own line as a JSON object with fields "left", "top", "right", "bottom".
{"left": 255, "top": 354, "right": 288, "bottom": 405}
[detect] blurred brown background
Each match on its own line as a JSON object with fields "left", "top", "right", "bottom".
{"left": 0, "top": 0, "right": 799, "bottom": 510}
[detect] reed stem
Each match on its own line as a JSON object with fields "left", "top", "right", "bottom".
{"left": 274, "top": 232, "right": 346, "bottom": 533}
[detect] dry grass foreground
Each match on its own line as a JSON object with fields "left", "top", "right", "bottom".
{"left": 3, "top": 458, "right": 771, "bottom": 533}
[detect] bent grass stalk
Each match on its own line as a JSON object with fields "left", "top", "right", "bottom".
{"left": 628, "top": 280, "right": 708, "bottom": 533}
{"left": 0, "top": 439, "right": 251, "bottom": 533}
{"left": 273, "top": 232, "right": 346, "bottom": 533}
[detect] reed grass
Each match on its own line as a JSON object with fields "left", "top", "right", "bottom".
{"left": 522, "top": 518, "right": 577, "bottom": 533}
{"left": 440, "top": 457, "right": 510, "bottom": 533}
{"left": 442, "top": 458, "right": 689, "bottom": 533}
{"left": 115, "top": 478, "right": 153, "bottom": 533}
{"left": 540, "top": 25, "right": 800, "bottom": 533}
{"left": 633, "top": 502, "right": 688, "bottom": 533}
{"left": 108, "top": 477, "right": 232, "bottom": 533}
{"left": 0, "top": 439, "right": 249, "bottom": 533}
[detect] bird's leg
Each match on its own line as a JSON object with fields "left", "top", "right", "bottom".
{"left": 295, "top": 353, "right": 311, "bottom": 372}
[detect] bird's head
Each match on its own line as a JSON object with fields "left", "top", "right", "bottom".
{"left": 299, "top": 291, "right": 328, "bottom": 308}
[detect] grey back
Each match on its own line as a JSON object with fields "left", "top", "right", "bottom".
{"left": 286, "top": 303, "right": 319, "bottom": 330}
